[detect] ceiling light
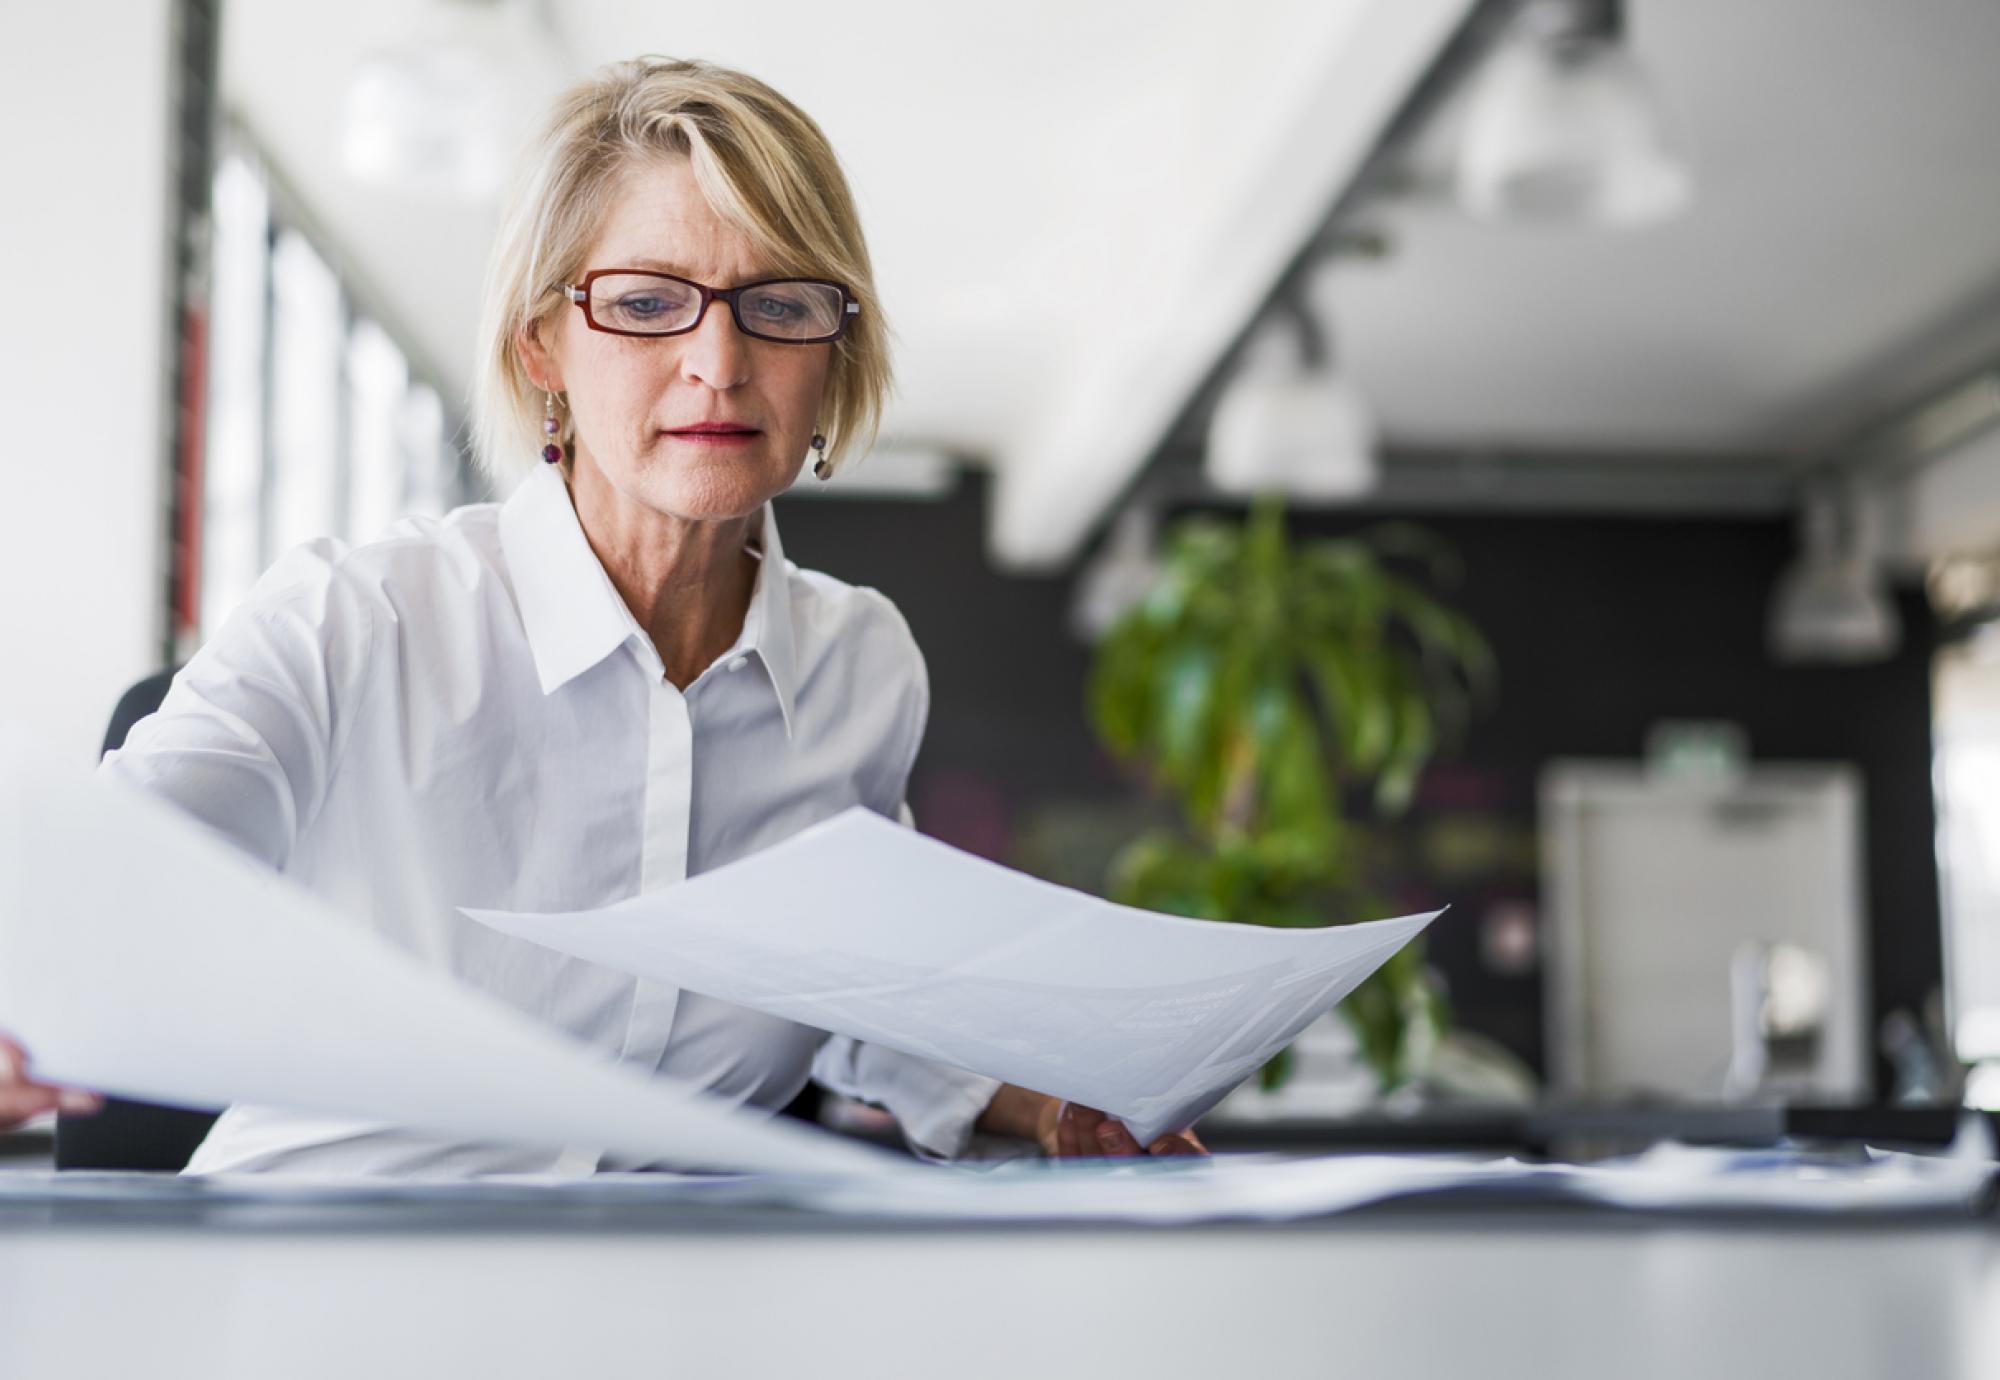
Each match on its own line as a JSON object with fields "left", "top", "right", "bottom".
{"left": 1070, "top": 505, "right": 1164, "bottom": 642}
{"left": 1456, "top": 0, "right": 1692, "bottom": 227}
{"left": 1204, "top": 311, "right": 1380, "bottom": 502}
{"left": 1768, "top": 489, "right": 1901, "bottom": 665}
{"left": 340, "top": 3, "right": 518, "bottom": 201}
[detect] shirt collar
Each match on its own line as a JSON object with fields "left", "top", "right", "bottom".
{"left": 498, "top": 464, "right": 798, "bottom": 739}
{"left": 743, "top": 498, "right": 799, "bottom": 740}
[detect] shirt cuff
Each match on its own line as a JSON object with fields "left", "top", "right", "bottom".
{"left": 810, "top": 1035, "right": 1004, "bottom": 1162}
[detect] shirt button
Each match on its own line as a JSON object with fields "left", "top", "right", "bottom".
{"left": 727, "top": 655, "right": 748, "bottom": 673}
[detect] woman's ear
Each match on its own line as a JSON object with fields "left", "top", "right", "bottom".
{"left": 514, "top": 318, "right": 563, "bottom": 393}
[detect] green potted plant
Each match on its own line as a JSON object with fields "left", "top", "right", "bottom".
{"left": 1086, "top": 498, "right": 1494, "bottom": 1092}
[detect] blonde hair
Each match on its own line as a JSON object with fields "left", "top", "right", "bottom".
{"left": 471, "top": 56, "right": 892, "bottom": 481}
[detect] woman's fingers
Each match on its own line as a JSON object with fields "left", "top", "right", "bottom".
{"left": 0, "top": 1035, "right": 103, "bottom": 1128}
{"left": 1042, "top": 1100, "right": 1203, "bottom": 1159}
{"left": 1, "top": 1087, "right": 100, "bottom": 1125}
{"left": 1049, "top": 1102, "right": 1142, "bottom": 1157}
{"left": 1054, "top": 1102, "right": 1082, "bottom": 1157}
{"left": 0, "top": 1085, "right": 58, "bottom": 1127}
{"left": 1072, "top": 1105, "right": 1143, "bottom": 1157}
{"left": 0, "top": 1039, "right": 55, "bottom": 1128}
{"left": 1093, "top": 1118, "right": 1142, "bottom": 1156}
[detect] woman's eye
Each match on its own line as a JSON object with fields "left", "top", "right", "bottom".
{"left": 753, "top": 297, "right": 803, "bottom": 319}
{"left": 617, "top": 296, "right": 669, "bottom": 317}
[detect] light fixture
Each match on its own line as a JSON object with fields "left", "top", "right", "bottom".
{"left": 1204, "top": 295, "right": 1380, "bottom": 502}
{"left": 1768, "top": 488, "right": 1901, "bottom": 665}
{"left": 340, "top": 1, "right": 520, "bottom": 201}
{"left": 1070, "top": 504, "right": 1165, "bottom": 642}
{"left": 1456, "top": 0, "right": 1692, "bottom": 227}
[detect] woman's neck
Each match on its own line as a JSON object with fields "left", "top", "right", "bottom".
{"left": 566, "top": 460, "right": 760, "bottom": 691}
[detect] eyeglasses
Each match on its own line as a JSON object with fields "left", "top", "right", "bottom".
{"left": 564, "top": 269, "right": 859, "bottom": 344}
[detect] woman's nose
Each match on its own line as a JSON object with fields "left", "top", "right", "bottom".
{"left": 677, "top": 298, "right": 752, "bottom": 390}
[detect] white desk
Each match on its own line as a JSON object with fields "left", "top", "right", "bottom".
{"left": 2, "top": 1190, "right": 1997, "bottom": 1380}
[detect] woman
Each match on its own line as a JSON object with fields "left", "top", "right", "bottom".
{"left": 0, "top": 57, "right": 1202, "bottom": 1170}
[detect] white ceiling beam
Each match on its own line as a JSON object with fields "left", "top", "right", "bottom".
{"left": 986, "top": 0, "right": 1478, "bottom": 571}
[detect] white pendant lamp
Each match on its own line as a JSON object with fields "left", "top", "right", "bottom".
{"left": 1768, "top": 489, "right": 1901, "bottom": 665}
{"left": 342, "top": 46, "right": 509, "bottom": 201}
{"left": 1457, "top": 0, "right": 1692, "bottom": 227}
{"left": 1204, "top": 311, "right": 1380, "bottom": 502}
{"left": 1070, "top": 505, "right": 1165, "bottom": 642}
{"left": 340, "top": 1, "right": 523, "bottom": 201}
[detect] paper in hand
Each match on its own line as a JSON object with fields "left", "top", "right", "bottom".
{"left": 0, "top": 740, "right": 899, "bottom": 1178}
{"left": 466, "top": 808, "right": 1440, "bottom": 1145}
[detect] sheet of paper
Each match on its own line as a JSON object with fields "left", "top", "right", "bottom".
{"left": 0, "top": 740, "right": 901, "bottom": 1179}
{"left": 465, "top": 807, "right": 1441, "bottom": 1145}
{"left": 1550, "top": 1128, "right": 1998, "bottom": 1214}
{"left": 0, "top": 1156, "right": 1498, "bottom": 1222}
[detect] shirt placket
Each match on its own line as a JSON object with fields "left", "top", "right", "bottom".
{"left": 553, "top": 649, "right": 693, "bottom": 1177}
{"left": 624, "top": 665, "right": 694, "bottom": 1063}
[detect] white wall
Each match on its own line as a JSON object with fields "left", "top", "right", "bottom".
{"left": 0, "top": 3, "right": 173, "bottom": 762}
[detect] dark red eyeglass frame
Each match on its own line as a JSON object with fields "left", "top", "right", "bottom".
{"left": 564, "top": 268, "right": 860, "bottom": 344}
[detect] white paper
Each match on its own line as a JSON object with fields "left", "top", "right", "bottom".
{"left": 465, "top": 807, "right": 1441, "bottom": 1145}
{"left": 0, "top": 741, "right": 902, "bottom": 1179}
{"left": 1550, "top": 1126, "right": 1998, "bottom": 1214}
{"left": 8, "top": 1142, "right": 1982, "bottom": 1223}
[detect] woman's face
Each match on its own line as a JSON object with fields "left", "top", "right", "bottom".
{"left": 525, "top": 156, "right": 830, "bottom": 523}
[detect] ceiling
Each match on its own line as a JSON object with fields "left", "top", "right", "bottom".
{"left": 1323, "top": 0, "right": 2000, "bottom": 463}
{"left": 221, "top": 0, "right": 2000, "bottom": 569}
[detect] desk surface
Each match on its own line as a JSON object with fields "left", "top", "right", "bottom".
{"left": 4, "top": 1184, "right": 1998, "bottom": 1380}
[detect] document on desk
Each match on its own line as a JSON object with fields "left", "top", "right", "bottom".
{"left": 0, "top": 742, "right": 898, "bottom": 1179}
{"left": 464, "top": 808, "right": 1441, "bottom": 1146}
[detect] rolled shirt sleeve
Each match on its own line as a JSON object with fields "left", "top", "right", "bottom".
{"left": 809, "top": 1035, "right": 1003, "bottom": 1162}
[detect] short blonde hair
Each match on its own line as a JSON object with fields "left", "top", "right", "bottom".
{"left": 471, "top": 56, "right": 892, "bottom": 481}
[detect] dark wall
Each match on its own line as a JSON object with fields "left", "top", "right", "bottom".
{"left": 775, "top": 477, "right": 1943, "bottom": 1089}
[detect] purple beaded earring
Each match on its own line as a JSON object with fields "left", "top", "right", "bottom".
{"left": 541, "top": 391, "right": 564, "bottom": 465}
{"left": 811, "top": 430, "right": 830, "bottom": 480}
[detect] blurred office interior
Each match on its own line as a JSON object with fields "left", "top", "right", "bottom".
{"left": 5, "top": 0, "right": 2000, "bottom": 1141}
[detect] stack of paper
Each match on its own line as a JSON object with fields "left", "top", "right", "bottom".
{"left": 4, "top": 1140, "right": 1988, "bottom": 1223}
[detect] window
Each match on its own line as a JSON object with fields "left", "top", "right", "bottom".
{"left": 195, "top": 141, "right": 479, "bottom": 647}
{"left": 1934, "top": 623, "right": 2000, "bottom": 1083}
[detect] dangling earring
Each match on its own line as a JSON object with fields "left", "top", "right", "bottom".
{"left": 810, "top": 430, "right": 830, "bottom": 480}
{"left": 541, "top": 391, "right": 564, "bottom": 465}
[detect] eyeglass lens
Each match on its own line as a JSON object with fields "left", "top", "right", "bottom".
{"left": 587, "top": 273, "right": 846, "bottom": 341}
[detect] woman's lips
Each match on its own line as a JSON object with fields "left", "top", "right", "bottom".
{"left": 665, "top": 427, "right": 761, "bottom": 445}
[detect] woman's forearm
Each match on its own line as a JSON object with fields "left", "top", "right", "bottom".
{"left": 975, "top": 1081, "right": 1054, "bottom": 1143}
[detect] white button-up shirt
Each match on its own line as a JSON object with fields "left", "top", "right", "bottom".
{"left": 99, "top": 464, "right": 1002, "bottom": 1175}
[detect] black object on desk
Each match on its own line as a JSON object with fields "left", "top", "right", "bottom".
{"left": 1197, "top": 1102, "right": 2000, "bottom": 1160}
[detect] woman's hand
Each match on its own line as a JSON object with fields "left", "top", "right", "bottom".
{"left": 978, "top": 1082, "right": 1206, "bottom": 1157}
{"left": 1035, "top": 1097, "right": 1206, "bottom": 1158}
{"left": 0, "top": 1033, "right": 103, "bottom": 1132}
